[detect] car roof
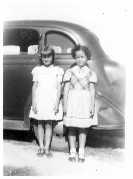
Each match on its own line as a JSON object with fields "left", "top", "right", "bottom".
{"left": 4, "top": 20, "right": 99, "bottom": 45}
{"left": 4, "top": 20, "right": 88, "bottom": 31}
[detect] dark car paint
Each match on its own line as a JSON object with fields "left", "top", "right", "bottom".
{"left": 3, "top": 20, "right": 125, "bottom": 131}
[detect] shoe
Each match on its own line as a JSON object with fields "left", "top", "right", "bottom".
{"left": 78, "top": 149, "right": 85, "bottom": 162}
{"left": 44, "top": 149, "right": 53, "bottom": 158}
{"left": 78, "top": 157, "right": 85, "bottom": 162}
{"left": 37, "top": 148, "right": 45, "bottom": 157}
{"left": 68, "top": 151, "right": 76, "bottom": 162}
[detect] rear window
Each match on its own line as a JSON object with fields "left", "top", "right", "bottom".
{"left": 3, "top": 29, "right": 76, "bottom": 55}
{"left": 3, "top": 28, "right": 39, "bottom": 54}
{"left": 45, "top": 31, "right": 76, "bottom": 54}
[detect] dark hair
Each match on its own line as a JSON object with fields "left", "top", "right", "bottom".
{"left": 39, "top": 48, "right": 55, "bottom": 65}
{"left": 71, "top": 45, "right": 91, "bottom": 60}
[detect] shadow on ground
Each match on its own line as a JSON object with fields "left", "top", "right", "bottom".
{"left": 3, "top": 128, "right": 125, "bottom": 148}
{"left": 4, "top": 166, "right": 37, "bottom": 176}
{"left": 3, "top": 130, "right": 33, "bottom": 142}
{"left": 86, "top": 128, "right": 125, "bottom": 148}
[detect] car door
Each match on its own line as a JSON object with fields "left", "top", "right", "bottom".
{"left": 3, "top": 28, "right": 40, "bottom": 122}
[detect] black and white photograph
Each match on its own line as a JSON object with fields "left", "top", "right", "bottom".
{"left": 1, "top": 0, "right": 131, "bottom": 177}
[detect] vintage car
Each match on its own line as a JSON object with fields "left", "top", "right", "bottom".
{"left": 3, "top": 20, "right": 125, "bottom": 135}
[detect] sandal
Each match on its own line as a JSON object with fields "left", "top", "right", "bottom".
{"left": 78, "top": 151, "right": 85, "bottom": 162}
{"left": 37, "top": 148, "right": 45, "bottom": 157}
{"left": 68, "top": 152, "right": 76, "bottom": 162}
{"left": 44, "top": 149, "right": 53, "bottom": 158}
{"left": 78, "top": 157, "right": 85, "bottom": 162}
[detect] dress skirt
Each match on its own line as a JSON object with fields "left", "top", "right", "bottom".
{"left": 64, "top": 89, "right": 97, "bottom": 128}
{"left": 29, "top": 87, "right": 63, "bottom": 121}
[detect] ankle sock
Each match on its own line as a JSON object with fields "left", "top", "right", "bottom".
{"left": 70, "top": 148, "right": 76, "bottom": 154}
{"left": 79, "top": 148, "right": 85, "bottom": 155}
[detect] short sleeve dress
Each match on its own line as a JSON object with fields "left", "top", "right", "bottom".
{"left": 63, "top": 65, "right": 98, "bottom": 128}
{"left": 29, "top": 65, "right": 64, "bottom": 121}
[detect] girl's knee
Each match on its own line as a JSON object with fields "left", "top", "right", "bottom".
{"left": 45, "top": 121, "right": 53, "bottom": 128}
{"left": 78, "top": 128, "right": 87, "bottom": 134}
{"left": 37, "top": 120, "right": 45, "bottom": 127}
{"left": 68, "top": 127, "right": 77, "bottom": 135}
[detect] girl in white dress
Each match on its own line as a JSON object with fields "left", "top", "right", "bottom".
{"left": 63, "top": 45, "right": 97, "bottom": 162}
{"left": 29, "top": 47, "right": 64, "bottom": 157}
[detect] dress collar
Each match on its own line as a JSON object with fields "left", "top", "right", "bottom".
{"left": 75, "top": 65, "right": 89, "bottom": 71}
{"left": 41, "top": 64, "right": 54, "bottom": 69}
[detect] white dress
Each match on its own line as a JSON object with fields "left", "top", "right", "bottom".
{"left": 63, "top": 65, "right": 98, "bottom": 128}
{"left": 29, "top": 65, "right": 64, "bottom": 121}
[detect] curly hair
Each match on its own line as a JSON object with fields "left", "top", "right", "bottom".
{"left": 71, "top": 45, "right": 91, "bottom": 60}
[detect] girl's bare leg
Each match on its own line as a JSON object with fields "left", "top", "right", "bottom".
{"left": 68, "top": 127, "right": 76, "bottom": 149}
{"left": 78, "top": 128, "right": 87, "bottom": 161}
{"left": 68, "top": 127, "right": 77, "bottom": 161}
{"left": 44, "top": 121, "right": 53, "bottom": 152}
{"left": 38, "top": 122, "right": 45, "bottom": 149}
{"left": 33, "top": 124, "right": 38, "bottom": 143}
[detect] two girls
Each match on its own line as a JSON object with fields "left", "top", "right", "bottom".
{"left": 30, "top": 45, "right": 97, "bottom": 162}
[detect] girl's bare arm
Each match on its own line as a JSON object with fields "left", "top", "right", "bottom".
{"left": 32, "top": 81, "right": 38, "bottom": 113}
{"left": 56, "top": 82, "right": 62, "bottom": 106}
{"left": 90, "top": 83, "right": 96, "bottom": 115}
{"left": 63, "top": 82, "right": 70, "bottom": 113}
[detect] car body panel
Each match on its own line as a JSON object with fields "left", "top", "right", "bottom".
{"left": 3, "top": 20, "right": 125, "bottom": 132}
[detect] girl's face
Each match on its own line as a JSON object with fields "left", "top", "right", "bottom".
{"left": 41, "top": 54, "right": 53, "bottom": 66}
{"left": 74, "top": 50, "right": 88, "bottom": 67}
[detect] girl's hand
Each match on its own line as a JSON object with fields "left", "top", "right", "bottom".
{"left": 63, "top": 105, "right": 67, "bottom": 116}
{"left": 90, "top": 106, "right": 95, "bottom": 118}
{"left": 32, "top": 104, "right": 38, "bottom": 114}
{"left": 54, "top": 103, "right": 59, "bottom": 114}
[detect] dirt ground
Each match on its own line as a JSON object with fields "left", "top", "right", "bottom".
{"left": 3, "top": 134, "right": 125, "bottom": 176}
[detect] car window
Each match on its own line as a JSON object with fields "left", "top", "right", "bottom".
{"left": 3, "top": 28, "right": 39, "bottom": 54}
{"left": 3, "top": 45, "right": 20, "bottom": 55}
{"left": 28, "top": 45, "right": 38, "bottom": 54}
{"left": 45, "top": 31, "right": 75, "bottom": 54}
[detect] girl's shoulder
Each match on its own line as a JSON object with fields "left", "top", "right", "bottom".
{"left": 89, "top": 69, "right": 98, "bottom": 83}
{"left": 64, "top": 68, "right": 72, "bottom": 75}
{"left": 31, "top": 65, "right": 41, "bottom": 73}
{"left": 83, "top": 66, "right": 97, "bottom": 82}
{"left": 89, "top": 68, "right": 97, "bottom": 76}
{"left": 54, "top": 65, "right": 64, "bottom": 74}
{"left": 83, "top": 65, "right": 96, "bottom": 75}
{"left": 68, "top": 65, "right": 77, "bottom": 72}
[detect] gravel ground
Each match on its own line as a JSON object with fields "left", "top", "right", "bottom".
{"left": 3, "top": 135, "right": 125, "bottom": 176}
